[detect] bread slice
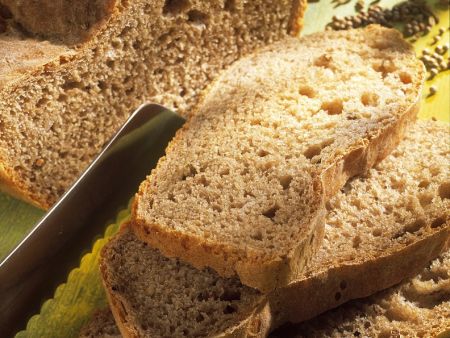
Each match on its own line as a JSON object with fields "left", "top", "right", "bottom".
{"left": 132, "top": 25, "right": 425, "bottom": 291}
{"left": 0, "top": 0, "right": 304, "bottom": 209}
{"left": 277, "top": 250, "right": 450, "bottom": 338}
{"left": 100, "top": 228, "right": 271, "bottom": 338}
{"left": 87, "top": 252, "right": 450, "bottom": 338}
{"left": 268, "top": 120, "right": 450, "bottom": 326}
{"left": 102, "top": 121, "right": 448, "bottom": 337}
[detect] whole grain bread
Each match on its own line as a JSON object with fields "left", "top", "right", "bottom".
{"left": 85, "top": 251, "right": 450, "bottom": 338}
{"left": 100, "top": 228, "right": 270, "bottom": 338}
{"left": 0, "top": 0, "right": 305, "bottom": 209}
{"left": 102, "top": 121, "right": 448, "bottom": 337}
{"left": 132, "top": 25, "right": 425, "bottom": 291}
{"left": 278, "top": 250, "right": 450, "bottom": 338}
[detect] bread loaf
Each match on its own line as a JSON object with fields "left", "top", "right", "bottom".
{"left": 101, "top": 121, "right": 448, "bottom": 337}
{"left": 132, "top": 25, "right": 425, "bottom": 291}
{"left": 0, "top": 0, "right": 304, "bottom": 209}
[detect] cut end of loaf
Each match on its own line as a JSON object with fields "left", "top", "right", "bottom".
{"left": 0, "top": 0, "right": 298, "bottom": 209}
{"left": 133, "top": 25, "right": 425, "bottom": 291}
{"left": 100, "top": 228, "right": 266, "bottom": 338}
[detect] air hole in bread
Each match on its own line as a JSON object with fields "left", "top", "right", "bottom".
{"left": 303, "top": 144, "right": 322, "bottom": 160}
{"left": 36, "top": 98, "right": 48, "bottom": 108}
{"left": 195, "top": 313, "right": 204, "bottom": 322}
{"left": 340, "top": 280, "right": 347, "bottom": 290}
{"left": 219, "top": 168, "right": 230, "bottom": 176}
{"left": 106, "top": 60, "right": 114, "bottom": 69}
{"left": 181, "top": 165, "right": 197, "bottom": 180}
{"left": 372, "top": 60, "right": 397, "bottom": 77}
{"left": 352, "top": 235, "right": 362, "bottom": 249}
{"left": 211, "top": 203, "right": 222, "bottom": 212}
{"left": 299, "top": 85, "right": 316, "bottom": 98}
{"left": 418, "top": 192, "right": 433, "bottom": 207}
{"left": 97, "top": 81, "right": 107, "bottom": 91}
{"left": 57, "top": 94, "right": 68, "bottom": 102}
{"left": 250, "top": 119, "right": 262, "bottom": 126}
{"left": 163, "top": 0, "right": 190, "bottom": 16}
{"left": 335, "top": 292, "right": 341, "bottom": 301}
{"left": 251, "top": 230, "right": 263, "bottom": 241}
{"left": 219, "top": 289, "right": 241, "bottom": 301}
{"left": 438, "top": 182, "right": 450, "bottom": 199}
{"left": 168, "top": 193, "right": 175, "bottom": 201}
{"left": 354, "top": 331, "right": 361, "bottom": 337}
{"left": 262, "top": 204, "right": 279, "bottom": 220}
{"left": 62, "top": 80, "right": 83, "bottom": 91}
{"left": 224, "top": 0, "right": 236, "bottom": 11}
{"left": 321, "top": 99, "right": 343, "bottom": 115}
{"left": 399, "top": 72, "right": 412, "bottom": 84}
{"left": 431, "top": 216, "right": 446, "bottom": 229}
{"left": 372, "top": 228, "right": 382, "bottom": 237}
{"left": 279, "top": 175, "right": 293, "bottom": 190}
{"left": 405, "top": 218, "right": 425, "bottom": 233}
{"left": 257, "top": 149, "right": 269, "bottom": 157}
{"left": 314, "top": 54, "right": 332, "bottom": 68}
{"left": 132, "top": 40, "right": 141, "bottom": 50}
{"left": 418, "top": 180, "right": 430, "bottom": 188}
{"left": 361, "top": 92, "right": 379, "bottom": 106}
{"left": 223, "top": 305, "right": 237, "bottom": 314}
{"left": 197, "top": 175, "right": 209, "bottom": 186}
{"left": 187, "top": 10, "right": 209, "bottom": 26}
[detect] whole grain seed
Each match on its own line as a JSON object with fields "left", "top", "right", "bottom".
{"left": 428, "top": 86, "right": 437, "bottom": 96}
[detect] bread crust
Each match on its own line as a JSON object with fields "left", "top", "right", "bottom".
{"left": 131, "top": 26, "right": 426, "bottom": 292}
{"left": 132, "top": 180, "right": 326, "bottom": 293}
{"left": 0, "top": 1, "right": 303, "bottom": 210}
{"left": 1, "top": 0, "right": 117, "bottom": 45}
{"left": 270, "top": 221, "right": 449, "bottom": 328}
{"left": 320, "top": 94, "right": 421, "bottom": 201}
{"left": 100, "top": 227, "right": 274, "bottom": 338}
{"left": 289, "top": 0, "right": 308, "bottom": 36}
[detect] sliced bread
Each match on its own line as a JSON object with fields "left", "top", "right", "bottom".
{"left": 278, "top": 249, "right": 450, "bottom": 338}
{"left": 86, "top": 252, "right": 450, "bottom": 338}
{"left": 102, "top": 121, "right": 448, "bottom": 337}
{"left": 132, "top": 25, "right": 425, "bottom": 291}
{"left": 100, "top": 228, "right": 270, "bottom": 338}
{"left": 0, "top": 0, "right": 303, "bottom": 209}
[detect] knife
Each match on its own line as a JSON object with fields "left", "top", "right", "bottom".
{"left": 0, "top": 103, "right": 185, "bottom": 336}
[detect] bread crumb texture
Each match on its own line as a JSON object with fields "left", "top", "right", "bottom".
{"left": 0, "top": 0, "right": 295, "bottom": 208}
{"left": 133, "top": 25, "right": 424, "bottom": 290}
{"left": 284, "top": 250, "right": 450, "bottom": 338}
{"left": 313, "top": 120, "right": 449, "bottom": 275}
{"left": 100, "top": 121, "right": 448, "bottom": 337}
{"left": 101, "top": 229, "right": 264, "bottom": 337}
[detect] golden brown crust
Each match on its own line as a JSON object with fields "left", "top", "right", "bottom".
{"left": 1, "top": 0, "right": 117, "bottom": 45}
{"left": 288, "top": 0, "right": 308, "bottom": 36}
{"left": 100, "top": 227, "right": 272, "bottom": 338}
{"left": 131, "top": 26, "right": 425, "bottom": 292}
{"left": 0, "top": 1, "right": 301, "bottom": 210}
{"left": 320, "top": 96, "right": 421, "bottom": 201}
{"left": 270, "top": 222, "right": 450, "bottom": 328}
{"left": 132, "top": 182, "right": 325, "bottom": 293}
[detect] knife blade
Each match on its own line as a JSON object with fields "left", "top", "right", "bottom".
{"left": 0, "top": 103, "right": 185, "bottom": 336}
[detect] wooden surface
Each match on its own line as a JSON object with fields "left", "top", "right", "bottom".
{"left": 0, "top": 1, "right": 448, "bottom": 337}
